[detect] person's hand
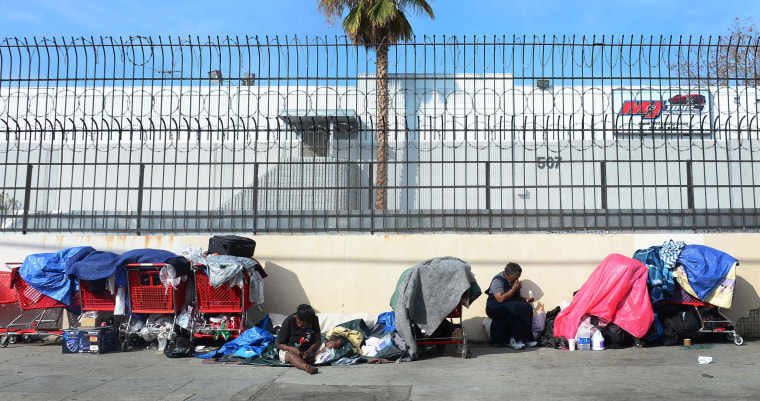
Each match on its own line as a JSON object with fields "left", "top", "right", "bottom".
{"left": 525, "top": 297, "right": 535, "bottom": 303}
{"left": 513, "top": 280, "right": 522, "bottom": 291}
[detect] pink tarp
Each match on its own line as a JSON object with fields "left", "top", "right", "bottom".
{"left": 554, "top": 253, "right": 654, "bottom": 340}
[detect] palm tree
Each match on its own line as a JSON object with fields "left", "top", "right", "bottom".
{"left": 318, "top": 0, "right": 435, "bottom": 210}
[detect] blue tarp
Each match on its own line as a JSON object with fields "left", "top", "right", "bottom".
{"left": 677, "top": 245, "right": 737, "bottom": 300}
{"left": 19, "top": 246, "right": 95, "bottom": 305}
{"left": 195, "top": 326, "right": 275, "bottom": 359}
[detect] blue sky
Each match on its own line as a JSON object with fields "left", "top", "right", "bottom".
{"left": 0, "top": 0, "right": 758, "bottom": 40}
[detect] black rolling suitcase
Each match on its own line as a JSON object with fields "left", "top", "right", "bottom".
{"left": 207, "top": 235, "right": 256, "bottom": 257}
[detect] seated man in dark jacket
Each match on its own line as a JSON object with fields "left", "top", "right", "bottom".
{"left": 485, "top": 262, "right": 536, "bottom": 349}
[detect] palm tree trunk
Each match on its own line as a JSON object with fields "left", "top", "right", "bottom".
{"left": 374, "top": 44, "right": 389, "bottom": 210}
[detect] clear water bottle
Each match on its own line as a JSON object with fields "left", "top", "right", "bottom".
{"left": 576, "top": 324, "right": 591, "bottom": 351}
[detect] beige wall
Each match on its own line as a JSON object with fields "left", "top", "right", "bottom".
{"left": 1, "top": 233, "right": 758, "bottom": 341}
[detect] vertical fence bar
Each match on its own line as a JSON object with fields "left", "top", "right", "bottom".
{"left": 22, "top": 164, "right": 33, "bottom": 234}
{"left": 136, "top": 163, "right": 145, "bottom": 235}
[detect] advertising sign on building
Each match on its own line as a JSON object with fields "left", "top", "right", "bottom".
{"left": 612, "top": 88, "right": 712, "bottom": 134}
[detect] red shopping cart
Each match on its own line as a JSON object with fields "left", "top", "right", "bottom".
{"left": 0, "top": 267, "right": 20, "bottom": 345}
{"left": 1, "top": 263, "right": 81, "bottom": 347}
{"left": 665, "top": 283, "right": 744, "bottom": 345}
{"left": 191, "top": 266, "right": 254, "bottom": 340}
{"left": 415, "top": 304, "right": 470, "bottom": 359}
{"left": 121, "top": 263, "right": 188, "bottom": 351}
{"left": 79, "top": 279, "right": 117, "bottom": 312}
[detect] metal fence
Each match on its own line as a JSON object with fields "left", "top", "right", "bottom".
{"left": 1, "top": 35, "right": 760, "bottom": 234}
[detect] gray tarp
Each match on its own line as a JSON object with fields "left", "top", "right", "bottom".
{"left": 391, "top": 256, "right": 477, "bottom": 360}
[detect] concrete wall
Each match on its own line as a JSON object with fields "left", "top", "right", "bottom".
{"left": 1, "top": 233, "right": 758, "bottom": 341}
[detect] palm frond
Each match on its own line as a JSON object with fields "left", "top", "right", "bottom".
{"left": 369, "top": 0, "right": 398, "bottom": 25}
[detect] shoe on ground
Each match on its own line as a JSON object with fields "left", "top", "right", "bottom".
{"left": 526, "top": 341, "right": 538, "bottom": 348}
{"left": 508, "top": 338, "right": 525, "bottom": 350}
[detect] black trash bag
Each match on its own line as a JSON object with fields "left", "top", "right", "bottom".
{"left": 164, "top": 336, "right": 195, "bottom": 358}
{"left": 602, "top": 322, "right": 635, "bottom": 349}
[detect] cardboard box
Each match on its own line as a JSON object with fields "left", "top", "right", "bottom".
{"left": 78, "top": 312, "right": 113, "bottom": 328}
{"left": 62, "top": 327, "right": 119, "bottom": 354}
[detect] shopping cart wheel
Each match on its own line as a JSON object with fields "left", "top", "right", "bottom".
{"left": 733, "top": 335, "right": 744, "bottom": 346}
{"left": 0, "top": 336, "right": 8, "bottom": 348}
{"left": 21, "top": 334, "right": 33, "bottom": 343}
{"left": 7, "top": 335, "right": 17, "bottom": 344}
{"left": 461, "top": 344, "right": 470, "bottom": 359}
{"left": 120, "top": 340, "right": 129, "bottom": 352}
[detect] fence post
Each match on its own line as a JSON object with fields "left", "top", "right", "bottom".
{"left": 686, "top": 161, "right": 694, "bottom": 209}
{"left": 253, "top": 163, "right": 259, "bottom": 234}
{"left": 136, "top": 164, "right": 145, "bottom": 235}
{"left": 22, "top": 164, "right": 33, "bottom": 234}
{"left": 600, "top": 161, "right": 607, "bottom": 210}
{"left": 368, "top": 162, "right": 375, "bottom": 233}
{"left": 485, "top": 161, "right": 491, "bottom": 210}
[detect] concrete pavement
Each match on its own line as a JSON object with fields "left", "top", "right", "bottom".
{"left": 0, "top": 336, "right": 757, "bottom": 400}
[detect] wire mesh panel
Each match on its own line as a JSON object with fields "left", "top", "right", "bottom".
{"left": 0, "top": 272, "right": 17, "bottom": 305}
{"left": 1, "top": 35, "right": 759, "bottom": 233}
{"left": 79, "top": 280, "right": 117, "bottom": 312}
{"left": 194, "top": 269, "right": 249, "bottom": 314}
{"left": 126, "top": 269, "right": 186, "bottom": 314}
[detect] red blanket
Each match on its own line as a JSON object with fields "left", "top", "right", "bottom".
{"left": 554, "top": 253, "right": 654, "bottom": 340}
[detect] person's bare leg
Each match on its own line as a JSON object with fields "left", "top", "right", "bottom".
{"left": 284, "top": 351, "right": 318, "bottom": 374}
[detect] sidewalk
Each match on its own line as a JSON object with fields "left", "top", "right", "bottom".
{"left": 0, "top": 337, "right": 757, "bottom": 400}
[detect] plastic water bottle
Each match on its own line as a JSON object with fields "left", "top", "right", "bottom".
{"left": 577, "top": 325, "right": 591, "bottom": 351}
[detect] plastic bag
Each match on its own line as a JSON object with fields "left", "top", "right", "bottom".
{"left": 159, "top": 264, "right": 180, "bottom": 293}
{"left": 315, "top": 348, "right": 335, "bottom": 364}
{"left": 532, "top": 302, "right": 546, "bottom": 340}
{"left": 114, "top": 287, "right": 126, "bottom": 315}
{"left": 250, "top": 271, "right": 265, "bottom": 306}
{"left": 177, "top": 305, "right": 194, "bottom": 330}
{"left": 164, "top": 337, "right": 195, "bottom": 358}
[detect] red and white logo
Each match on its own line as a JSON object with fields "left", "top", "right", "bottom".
{"left": 619, "top": 100, "right": 666, "bottom": 119}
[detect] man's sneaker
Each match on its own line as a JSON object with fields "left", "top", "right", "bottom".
{"left": 526, "top": 341, "right": 538, "bottom": 348}
{"left": 508, "top": 338, "right": 525, "bottom": 350}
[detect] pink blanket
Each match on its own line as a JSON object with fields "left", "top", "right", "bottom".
{"left": 554, "top": 253, "right": 654, "bottom": 340}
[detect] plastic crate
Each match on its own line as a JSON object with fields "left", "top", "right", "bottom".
{"left": 79, "top": 280, "right": 116, "bottom": 311}
{"left": 0, "top": 271, "right": 18, "bottom": 305}
{"left": 127, "top": 269, "right": 186, "bottom": 314}
{"left": 194, "top": 270, "right": 249, "bottom": 313}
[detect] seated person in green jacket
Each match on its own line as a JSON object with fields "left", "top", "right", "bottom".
{"left": 277, "top": 304, "right": 321, "bottom": 374}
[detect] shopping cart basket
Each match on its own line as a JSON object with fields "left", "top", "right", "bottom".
{"left": 665, "top": 284, "right": 744, "bottom": 345}
{"left": 415, "top": 303, "right": 470, "bottom": 359}
{"left": 79, "top": 279, "right": 117, "bottom": 312}
{"left": 191, "top": 266, "right": 253, "bottom": 340}
{"left": 1, "top": 263, "right": 81, "bottom": 347}
{"left": 0, "top": 266, "right": 20, "bottom": 345}
{"left": 121, "top": 263, "right": 188, "bottom": 351}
